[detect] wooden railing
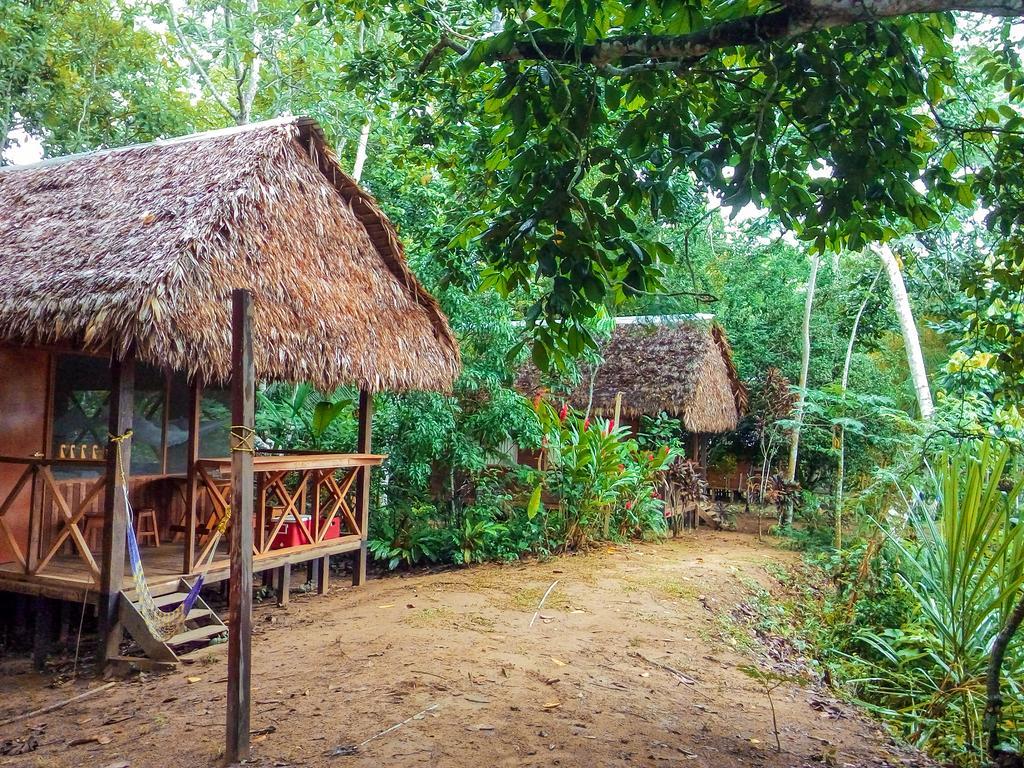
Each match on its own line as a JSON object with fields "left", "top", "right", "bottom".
{"left": 190, "top": 452, "right": 385, "bottom": 572}
{"left": 0, "top": 452, "right": 385, "bottom": 586}
{"left": 0, "top": 456, "right": 106, "bottom": 585}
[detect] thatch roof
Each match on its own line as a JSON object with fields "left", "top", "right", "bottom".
{"left": 0, "top": 116, "right": 460, "bottom": 392}
{"left": 518, "top": 317, "right": 747, "bottom": 433}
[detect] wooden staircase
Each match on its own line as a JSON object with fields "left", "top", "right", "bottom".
{"left": 117, "top": 579, "right": 227, "bottom": 666}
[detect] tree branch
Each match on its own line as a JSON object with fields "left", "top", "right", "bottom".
{"left": 166, "top": 0, "right": 240, "bottom": 122}
{"left": 489, "top": 0, "right": 1024, "bottom": 68}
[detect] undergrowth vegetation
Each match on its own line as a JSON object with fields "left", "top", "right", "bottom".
{"left": 753, "top": 442, "right": 1024, "bottom": 767}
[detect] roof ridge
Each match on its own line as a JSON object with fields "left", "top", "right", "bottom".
{"left": 0, "top": 116, "right": 305, "bottom": 175}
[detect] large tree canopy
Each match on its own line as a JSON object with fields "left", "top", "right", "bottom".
{"left": 312, "top": 0, "right": 1024, "bottom": 368}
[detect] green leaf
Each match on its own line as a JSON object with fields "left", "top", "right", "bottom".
{"left": 527, "top": 485, "right": 543, "bottom": 520}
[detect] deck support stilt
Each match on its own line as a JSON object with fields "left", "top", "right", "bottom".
{"left": 276, "top": 564, "right": 290, "bottom": 606}
{"left": 32, "top": 596, "right": 53, "bottom": 671}
{"left": 317, "top": 555, "right": 330, "bottom": 595}
{"left": 99, "top": 354, "right": 134, "bottom": 668}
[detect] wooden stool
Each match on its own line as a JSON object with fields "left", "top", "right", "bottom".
{"left": 135, "top": 507, "right": 161, "bottom": 548}
{"left": 82, "top": 515, "right": 104, "bottom": 552}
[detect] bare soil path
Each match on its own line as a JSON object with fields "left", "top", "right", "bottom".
{"left": 0, "top": 531, "right": 924, "bottom": 767}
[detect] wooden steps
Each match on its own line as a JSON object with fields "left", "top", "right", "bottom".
{"left": 118, "top": 579, "right": 226, "bottom": 665}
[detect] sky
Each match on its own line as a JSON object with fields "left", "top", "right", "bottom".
{"left": 4, "top": 128, "right": 44, "bottom": 166}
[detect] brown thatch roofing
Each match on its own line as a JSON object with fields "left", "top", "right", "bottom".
{"left": 518, "top": 317, "right": 747, "bottom": 433}
{"left": 0, "top": 116, "right": 460, "bottom": 392}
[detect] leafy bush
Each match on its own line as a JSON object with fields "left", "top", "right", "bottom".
{"left": 368, "top": 504, "right": 444, "bottom": 570}
{"left": 533, "top": 399, "right": 673, "bottom": 550}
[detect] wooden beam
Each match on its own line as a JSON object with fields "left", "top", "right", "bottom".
{"left": 353, "top": 389, "right": 373, "bottom": 587}
{"left": 99, "top": 353, "right": 134, "bottom": 667}
{"left": 183, "top": 378, "right": 201, "bottom": 575}
{"left": 225, "top": 289, "right": 255, "bottom": 765}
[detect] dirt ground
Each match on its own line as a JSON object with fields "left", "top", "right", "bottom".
{"left": 0, "top": 529, "right": 927, "bottom": 768}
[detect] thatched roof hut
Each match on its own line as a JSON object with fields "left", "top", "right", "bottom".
{"left": 0, "top": 116, "right": 460, "bottom": 392}
{"left": 518, "top": 316, "right": 747, "bottom": 433}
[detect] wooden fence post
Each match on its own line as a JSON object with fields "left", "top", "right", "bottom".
{"left": 225, "top": 289, "right": 255, "bottom": 764}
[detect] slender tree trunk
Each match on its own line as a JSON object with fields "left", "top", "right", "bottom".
{"left": 785, "top": 255, "right": 819, "bottom": 525}
{"left": 350, "top": 20, "right": 374, "bottom": 183}
{"left": 877, "top": 243, "right": 934, "bottom": 420}
{"left": 835, "top": 267, "right": 883, "bottom": 549}
{"left": 351, "top": 115, "right": 372, "bottom": 182}
{"left": 986, "top": 590, "right": 1024, "bottom": 759}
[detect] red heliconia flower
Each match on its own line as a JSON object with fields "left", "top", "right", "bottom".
{"left": 583, "top": 417, "right": 590, "bottom": 431}
{"left": 625, "top": 501, "right": 633, "bottom": 510}
{"left": 558, "top": 403, "right": 569, "bottom": 421}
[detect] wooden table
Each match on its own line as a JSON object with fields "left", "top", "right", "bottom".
{"left": 194, "top": 453, "right": 386, "bottom": 560}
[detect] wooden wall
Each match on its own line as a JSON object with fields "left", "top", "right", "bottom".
{"left": 0, "top": 347, "right": 49, "bottom": 565}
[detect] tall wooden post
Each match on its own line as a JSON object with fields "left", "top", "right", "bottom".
{"left": 99, "top": 353, "right": 135, "bottom": 666}
{"left": 225, "top": 289, "right": 255, "bottom": 764}
{"left": 353, "top": 389, "right": 373, "bottom": 587}
{"left": 183, "top": 378, "right": 202, "bottom": 575}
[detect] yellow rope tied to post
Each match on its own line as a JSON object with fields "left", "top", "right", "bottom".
{"left": 229, "top": 425, "right": 256, "bottom": 454}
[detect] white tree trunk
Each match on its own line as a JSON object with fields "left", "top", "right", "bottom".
{"left": 877, "top": 243, "right": 934, "bottom": 420}
{"left": 351, "top": 115, "right": 372, "bottom": 183}
{"left": 786, "top": 254, "right": 819, "bottom": 495}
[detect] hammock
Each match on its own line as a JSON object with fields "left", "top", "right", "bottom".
{"left": 115, "top": 431, "right": 227, "bottom": 642}
{"left": 125, "top": 503, "right": 226, "bottom": 642}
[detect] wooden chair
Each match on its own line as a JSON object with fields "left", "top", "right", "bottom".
{"left": 135, "top": 507, "right": 161, "bottom": 548}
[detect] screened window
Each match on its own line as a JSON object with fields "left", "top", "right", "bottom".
{"left": 50, "top": 354, "right": 226, "bottom": 475}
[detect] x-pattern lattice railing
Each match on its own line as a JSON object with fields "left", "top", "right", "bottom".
{"left": 0, "top": 457, "right": 106, "bottom": 585}
{"left": 194, "top": 454, "right": 381, "bottom": 563}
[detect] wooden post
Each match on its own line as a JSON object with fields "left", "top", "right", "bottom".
{"left": 353, "top": 389, "right": 373, "bottom": 587}
{"left": 32, "top": 597, "right": 53, "bottom": 671}
{"left": 276, "top": 564, "right": 290, "bottom": 607}
{"left": 183, "top": 378, "right": 201, "bottom": 575}
{"left": 226, "top": 289, "right": 255, "bottom": 764}
{"left": 99, "top": 353, "right": 134, "bottom": 666}
{"left": 612, "top": 392, "right": 623, "bottom": 430}
{"left": 317, "top": 554, "right": 330, "bottom": 595}
{"left": 25, "top": 466, "right": 43, "bottom": 574}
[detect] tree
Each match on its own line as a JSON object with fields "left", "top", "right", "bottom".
{"left": 318, "top": 0, "right": 1024, "bottom": 364}
{"left": 877, "top": 243, "right": 935, "bottom": 419}
{"left": 786, "top": 254, "right": 819, "bottom": 513}
{"left": 1, "top": 0, "right": 199, "bottom": 161}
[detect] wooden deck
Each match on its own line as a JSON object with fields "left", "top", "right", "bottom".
{"left": 0, "top": 534, "right": 362, "bottom": 604}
